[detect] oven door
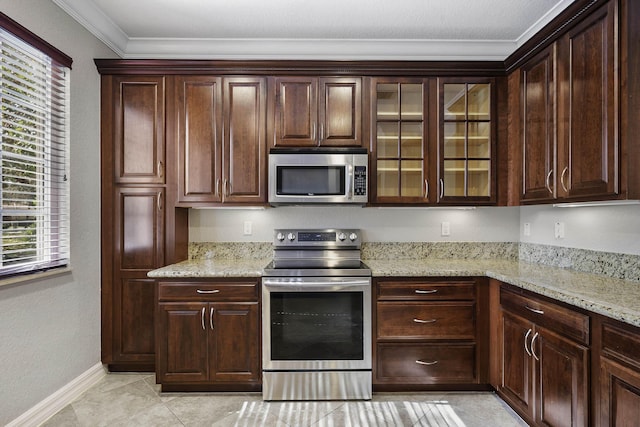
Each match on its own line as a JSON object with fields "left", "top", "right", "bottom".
{"left": 262, "top": 277, "right": 372, "bottom": 371}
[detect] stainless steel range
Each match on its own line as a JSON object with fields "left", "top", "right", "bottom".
{"left": 262, "top": 228, "right": 372, "bottom": 401}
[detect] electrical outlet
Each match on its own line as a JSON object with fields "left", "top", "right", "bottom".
{"left": 523, "top": 223, "right": 531, "bottom": 237}
{"left": 243, "top": 221, "right": 253, "bottom": 236}
{"left": 441, "top": 221, "right": 451, "bottom": 236}
{"left": 554, "top": 222, "right": 565, "bottom": 239}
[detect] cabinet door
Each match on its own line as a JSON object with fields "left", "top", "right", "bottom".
{"left": 176, "top": 76, "right": 222, "bottom": 203}
{"left": 157, "top": 303, "right": 209, "bottom": 383}
{"left": 318, "top": 77, "right": 362, "bottom": 146}
{"left": 535, "top": 327, "right": 589, "bottom": 427}
{"left": 500, "top": 311, "right": 534, "bottom": 420}
{"left": 372, "top": 79, "right": 430, "bottom": 203}
{"left": 223, "top": 77, "right": 267, "bottom": 203}
{"left": 209, "top": 302, "right": 260, "bottom": 383}
{"left": 521, "top": 46, "right": 556, "bottom": 203}
{"left": 557, "top": 1, "right": 618, "bottom": 199}
{"left": 113, "top": 76, "right": 165, "bottom": 184}
{"left": 274, "top": 77, "right": 317, "bottom": 147}
{"left": 600, "top": 357, "right": 640, "bottom": 427}
{"left": 439, "top": 78, "right": 496, "bottom": 204}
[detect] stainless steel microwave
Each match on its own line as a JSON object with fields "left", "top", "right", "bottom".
{"left": 268, "top": 148, "right": 368, "bottom": 205}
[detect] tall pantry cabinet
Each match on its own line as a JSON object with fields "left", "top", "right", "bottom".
{"left": 100, "top": 74, "right": 187, "bottom": 371}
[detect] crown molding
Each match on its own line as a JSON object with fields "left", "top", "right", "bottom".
{"left": 515, "top": 0, "right": 576, "bottom": 47}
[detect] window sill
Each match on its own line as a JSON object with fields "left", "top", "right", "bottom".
{"left": 0, "top": 266, "right": 73, "bottom": 289}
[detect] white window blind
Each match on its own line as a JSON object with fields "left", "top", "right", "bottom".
{"left": 0, "top": 27, "right": 70, "bottom": 277}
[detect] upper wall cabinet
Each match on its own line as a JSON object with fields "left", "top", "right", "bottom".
{"left": 113, "top": 76, "right": 165, "bottom": 184}
{"left": 371, "top": 78, "right": 431, "bottom": 203}
{"left": 438, "top": 78, "right": 496, "bottom": 205}
{"left": 273, "top": 77, "right": 362, "bottom": 147}
{"left": 175, "top": 76, "right": 267, "bottom": 205}
{"left": 518, "top": 0, "right": 620, "bottom": 204}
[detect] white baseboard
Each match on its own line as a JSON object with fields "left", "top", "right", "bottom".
{"left": 7, "top": 363, "right": 106, "bottom": 427}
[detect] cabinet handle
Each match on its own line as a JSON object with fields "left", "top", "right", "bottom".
{"left": 424, "top": 179, "right": 429, "bottom": 199}
{"left": 201, "top": 307, "right": 206, "bottom": 330}
{"left": 157, "top": 192, "right": 163, "bottom": 211}
{"left": 439, "top": 178, "right": 444, "bottom": 199}
{"left": 319, "top": 124, "right": 324, "bottom": 141}
{"left": 196, "top": 289, "right": 220, "bottom": 294}
{"left": 312, "top": 123, "right": 317, "bottom": 140}
{"left": 157, "top": 160, "right": 164, "bottom": 178}
{"left": 415, "top": 289, "right": 438, "bottom": 294}
{"left": 560, "top": 166, "right": 569, "bottom": 193}
{"left": 223, "top": 179, "right": 230, "bottom": 196}
{"left": 531, "top": 332, "right": 540, "bottom": 361}
{"left": 413, "top": 318, "right": 437, "bottom": 324}
{"left": 215, "top": 179, "right": 220, "bottom": 197}
{"left": 545, "top": 170, "right": 553, "bottom": 195}
{"left": 524, "top": 328, "right": 532, "bottom": 356}
{"left": 525, "top": 306, "right": 544, "bottom": 315}
{"left": 210, "top": 307, "right": 214, "bottom": 330}
{"left": 416, "top": 360, "right": 438, "bottom": 366}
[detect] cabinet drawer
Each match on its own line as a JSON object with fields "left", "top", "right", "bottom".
{"left": 601, "top": 321, "right": 640, "bottom": 370}
{"left": 158, "top": 281, "right": 259, "bottom": 302}
{"left": 501, "top": 287, "right": 589, "bottom": 344}
{"left": 377, "top": 281, "right": 475, "bottom": 301}
{"left": 377, "top": 302, "right": 475, "bottom": 340}
{"left": 376, "top": 343, "right": 476, "bottom": 384}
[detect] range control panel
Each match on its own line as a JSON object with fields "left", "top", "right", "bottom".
{"left": 274, "top": 228, "right": 361, "bottom": 248}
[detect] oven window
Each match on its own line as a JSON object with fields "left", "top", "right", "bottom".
{"left": 270, "top": 291, "right": 363, "bottom": 360}
{"left": 276, "top": 166, "right": 345, "bottom": 196}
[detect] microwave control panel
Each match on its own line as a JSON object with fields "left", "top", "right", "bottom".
{"left": 354, "top": 166, "right": 367, "bottom": 196}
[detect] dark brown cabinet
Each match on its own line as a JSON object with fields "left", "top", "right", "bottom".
{"left": 175, "top": 76, "right": 267, "bottom": 205}
{"left": 518, "top": 0, "right": 620, "bottom": 204}
{"left": 598, "top": 319, "right": 640, "bottom": 427}
{"left": 273, "top": 76, "right": 362, "bottom": 147}
{"left": 373, "top": 278, "right": 487, "bottom": 390}
{"left": 499, "top": 286, "right": 590, "bottom": 427}
{"left": 101, "top": 75, "right": 169, "bottom": 371}
{"left": 156, "top": 280, "right": 261, "bottom": 391}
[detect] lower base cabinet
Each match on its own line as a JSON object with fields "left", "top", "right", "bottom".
{"left": 155, "top": 279, "right": 261, "bottom": 391}
{"left": 599, "top": 319, "right": 640, "bottom": 426}
{"left": 373, "top": 278, "right": 489, "bottom": 390}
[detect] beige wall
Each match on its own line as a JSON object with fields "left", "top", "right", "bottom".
{"left": 0, "top": 1, "right": 116, "bottom": 423}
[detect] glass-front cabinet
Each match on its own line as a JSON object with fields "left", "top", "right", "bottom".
{"left": 372, "top": 79, "right": 430, "bottom": 203}
{"left": 439, "top": 78, "right": 495, "bottom": 204}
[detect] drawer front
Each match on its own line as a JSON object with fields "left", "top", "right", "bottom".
{"left": 377, "top": 281, "right": 475, "bottom": 301}
{"left": 501, "top": 287, "right": 589, "bottom": 344}
{"left": 377, "top": 302, "right": 475, "bottom": 339}
{"left": 602, "top": 321, "right": 640, "bottom": 370}
{"left": 158, "top": 281, "right": 259, "bottom": 302}
{"left": 376, "top": 343, "right": 476, "bottom": 384}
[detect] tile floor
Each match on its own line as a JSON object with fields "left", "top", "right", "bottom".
{"left": 42, "top": 373, "right": 529, "bottom": 426}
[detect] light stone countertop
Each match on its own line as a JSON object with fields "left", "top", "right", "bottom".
{"left": 148, "top": 257, "right": 640, "bottom": 328}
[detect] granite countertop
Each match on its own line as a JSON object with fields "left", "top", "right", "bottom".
{"left": 148, "top": 257, "right": 640, "bottom": 328}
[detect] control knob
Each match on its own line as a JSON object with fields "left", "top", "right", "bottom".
{"left": 287, "top": 232, "right": 296, "bottom": 241}
{"left": 338, "top": 232, "right": 346, "bottom": 241}
{"left": 349, "top": 232, "right": 358, "bottom": 242}
{"left": 276, "top": 232, "right": 285, "bottom": 242}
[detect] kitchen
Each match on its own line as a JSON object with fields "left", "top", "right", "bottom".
{"left": 1, "top": 0, "right": 639, "bottom": 426}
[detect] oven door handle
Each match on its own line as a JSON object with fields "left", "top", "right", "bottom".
{"left": 262, "top": 279, "right": 371, "bottom": 288}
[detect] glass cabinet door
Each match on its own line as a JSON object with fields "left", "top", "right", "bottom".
{"left": 374, "top": 80, "right": 428, "bottom": 202}
{"left": 440, "top": 80, "right": 494, "bottom": 202}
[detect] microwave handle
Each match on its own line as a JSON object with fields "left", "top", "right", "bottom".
{"left": 346, "top": 164, "right": 353, "bottom": 199}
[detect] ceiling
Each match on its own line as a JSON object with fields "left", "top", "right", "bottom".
{"left": 52, "top": 0, "right": 575, "bottom": 61}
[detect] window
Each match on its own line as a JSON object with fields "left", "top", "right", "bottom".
{"left": 0, "top": 13, "right": 72, "bottom": 277}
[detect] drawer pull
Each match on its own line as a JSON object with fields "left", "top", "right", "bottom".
{"left": 524, "top": 328, "right": 532, "bottom": 356}
{"left": 413, "top": 318, "right": 437, "bottom": 324}
{"left": 525, "top": 306, "right": 545, "bottom": 315}
{"left": 415, "top": 289, "right": 438, "bottom": 294}
{"left": 416, "top": 360, "right": 438, "bottom": 366}
{"left": 197, "top": 289, "right": 221, "bottom": 294}
{"left": 201, "top": 307, "right": 206, "bottom": 330}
